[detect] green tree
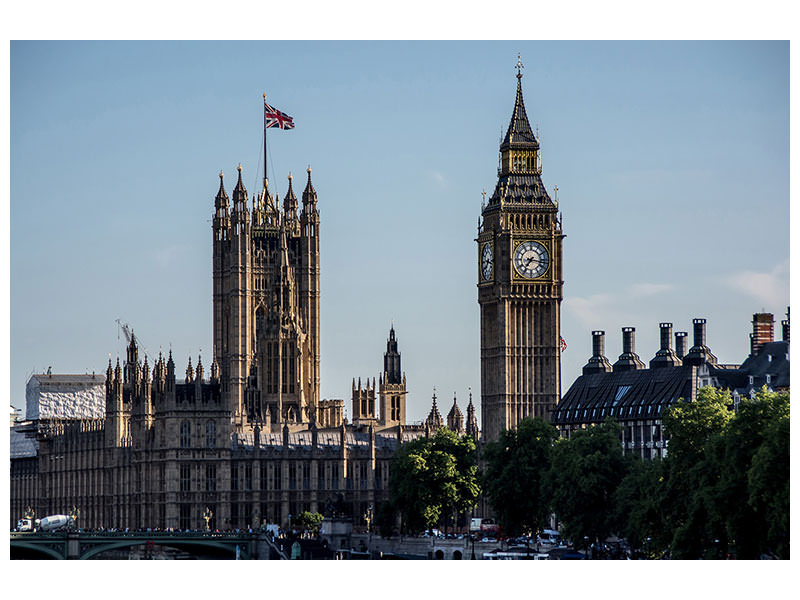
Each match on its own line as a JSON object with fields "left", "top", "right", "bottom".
{"left": 295, "top": 511, "right": 324, "bottom": 533}
{"left": 661, "top": 386, "right": 737, "bottom": 558}
{"left": 547, "top": 419, "right": 631, "bottom": 548}
{"left": 483, "top": 417, "right": 558, "bottom": 537}
{"left": 717, "top": 388, "right": 789, "bottom": 558}
{"left": 746, "top": 392, "right": 789, "bottom": 558}
{"left": 614, "top": 456, "right": 666, "bottom": 555}
{"left": 389, "top": 429, "right": 480, "bottom": 535}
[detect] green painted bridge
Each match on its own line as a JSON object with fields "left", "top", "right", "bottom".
{"left": 9, "top": 530, "right": 284, "bottom": 560}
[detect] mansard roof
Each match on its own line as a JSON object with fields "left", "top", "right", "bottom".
{"left": 714, "top": 340, "right": 790, "bottom": 393}
{"left": 553, "top": 365, "right": 697, "bottom": 425}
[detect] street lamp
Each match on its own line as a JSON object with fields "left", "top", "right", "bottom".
{"left": 470, "top": 533, "right": 476, "bottom": 560}
{"left": 584, "top": 536, "right": 590, "bottom": 560}
{"left": 202, "top": 507, "right": 213, "bottom": 532}
{"left": 364, "top": 505, "right": 374, "bottom": 538}
{"left": 646, "top": 537, "right": 652, "bottom": 560}
{"left": 69, "top": 505, "right": 80, "bottom": 531}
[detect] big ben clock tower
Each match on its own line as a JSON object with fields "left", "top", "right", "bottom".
{"left": 477, "top": 57, "right": 564, "bottom": 442}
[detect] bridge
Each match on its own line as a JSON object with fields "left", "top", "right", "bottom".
{"left": 9, "top": 530, "right": 287, "bottom": 560}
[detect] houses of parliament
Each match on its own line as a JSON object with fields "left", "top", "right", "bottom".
{"left": 12, "top": 70, "right": 556, "bottom": 531}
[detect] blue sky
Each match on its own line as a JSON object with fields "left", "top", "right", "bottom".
{"left": 10, "top": 41, "right": 790, "bottom": 424}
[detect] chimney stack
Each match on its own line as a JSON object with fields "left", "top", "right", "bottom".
{"left": 751, "top": 313, "right": 775, "bottom": 355}
{"left": 613, "top": 327, "right": 646, "bottom": 372}
{"left": 622, "top": 327, "right": 635, "bottom": 355}
{"left": 782, "top": 307, "right": 790, "bottom": 342}
{"left": 675, "top": 332, "right": 688, "bottom": 359}
{"left": 684, "top": 318, "right": 717, "bottom": 366}
{"left": 650, "top": 322, "right": 681, "bottom": 369}
{"left": 582, "top": 330, "right": 613, "bottom": 375}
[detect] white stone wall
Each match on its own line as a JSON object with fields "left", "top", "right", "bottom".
{"left": 25, "top": 377, "right": 106, "bottom": 420}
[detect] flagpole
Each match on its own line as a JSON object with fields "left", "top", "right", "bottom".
{"left": 262, "top": 93, "right": 268, "bottom": 190}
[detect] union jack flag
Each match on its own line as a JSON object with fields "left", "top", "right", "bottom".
{"left": 560, "top": 336, "right": 567, "bottom": 352}
{"left": 264, "top": 101, "right": 295, "bottom": 130}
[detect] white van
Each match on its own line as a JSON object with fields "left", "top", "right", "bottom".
{"left": 537, "top": 529, "right": 562, "bottom": 547}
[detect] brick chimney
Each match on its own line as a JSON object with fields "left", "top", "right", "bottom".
{"left": 750, "top": 313, "right": 775, "bottom": 355}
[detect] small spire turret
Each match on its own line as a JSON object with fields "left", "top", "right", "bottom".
{"left": 215, "top": 170, "right": 229, "bottom": 210}
{"left": 283, "top": 172, "right": 298, "bottom": 218}
{"left": 465, "top": 388, "right": 479, "bottom": 441}
{"left": 425, "top": 389, "right": 444, "bottom": 432}
{"left": 233, "top": 163, "right": 247, "bottom": 208}
{"left": 447, "top": 393, "right": 464, "bottom": 435}
{"left": 302, "top": 166, "right": 317, "bottom": 205}
{"left": 196, "top": 354, "right": 204, "bottom": 383}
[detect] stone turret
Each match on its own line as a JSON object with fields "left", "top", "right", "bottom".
{"left": 447, "top": 394, "right": 464, "bottom": 435}
{"left": 465, "top": 389, "right": 479, "bottom": 441}
{"left": 425, "top": 390, "right": 444, "bottom": 432}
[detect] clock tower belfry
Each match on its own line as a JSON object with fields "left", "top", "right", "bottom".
{"left": 477, "top": 58, "right": 564, "bottom": 442}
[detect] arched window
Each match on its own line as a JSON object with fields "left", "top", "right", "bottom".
{"left": 180, "top": 421, "right": 191, "bottom": 449}
{"left": 206, "top": 421, "right": 216, "bottom": 449}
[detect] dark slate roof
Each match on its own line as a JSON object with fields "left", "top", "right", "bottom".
{"left": 28, "top": 374, "right": 106, "bottom": 386}
{"left": 10, "top": 427, "right": 38, "bottom": 458}
{"left": 488, "top": 174, "right": 555, "bottom": 207}
{"left": 553, "top": 365, "right": 697, "bottom": 425}
{"left": 716, "top": 340, "right": 790, "bottom": 394}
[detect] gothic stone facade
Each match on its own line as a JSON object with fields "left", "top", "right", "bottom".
{"left": 9, "top": 161, "right": 434, "bottom": 531}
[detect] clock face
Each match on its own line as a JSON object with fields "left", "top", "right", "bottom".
{"left": 513, "top": 240, "right": 549, "bottom": 279}
{"left": 481, "top": 243, "right": 493, "bottom": 281}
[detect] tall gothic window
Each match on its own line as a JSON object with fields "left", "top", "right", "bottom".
{"left": 231, "top": 463, "right": 239, "bottom": 491}
{"left": 244, "top": 463, "right": 253, "bottom": 491}
{"left": 206, "top": 464, "right": 216, "bottom": 492}
{"left": 180, "top": 421, "right": 191, "bottom": 449}
{"left": 260, "top": 463, "right": 268, "bottom": 491}
{"left": 206, "top": 421, "right": 216, "bottom": 449}
{"left": 180, "top": 464, "right": 191, "bottom": 493}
